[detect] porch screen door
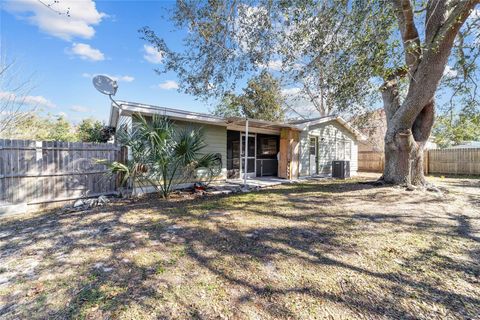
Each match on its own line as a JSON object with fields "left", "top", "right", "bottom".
{"left": 241, "top": 134, "right": 256, "bottom": 178}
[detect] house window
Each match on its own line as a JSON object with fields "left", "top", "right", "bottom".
{"left": 310, "top": 138, "right": 317, "bottom": 155}
{"left": 260, "top": 138, "right": 277, "bottom": 156}
{"left": 345, "top": 141, "right": 351, "bottom": 160}
{"left": 336, "top": 139, "right": 351, "bottom": 160}
{"left": 336, "top": 141, "right": 344, "bottom": 159}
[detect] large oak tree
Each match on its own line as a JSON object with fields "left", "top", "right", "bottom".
{"left": 141, "top": 0, "right": 479, "bottom": 187}
{"left": 381, "top": 1, "right": 478, "bottom": 186}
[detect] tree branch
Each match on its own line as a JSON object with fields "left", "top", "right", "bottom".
{"left": 390, "top": 1, "right": 478, "bottom": 130}
{"left": 392, "top": 0, "right": 422, "bottom": 76}
{"left": 426, "top": 1, "right": 479, "bottom": 52}
{"left": 381, "top": 77, "right": 401, "bottom": 131}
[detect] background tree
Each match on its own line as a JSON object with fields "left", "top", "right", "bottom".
{"left": 1, "top": 113, "right": 76, "bottom": 141}
{"left": 141, "top": 0, "right": 480, "bottom": 187}
{"left": 77, "top": 118, "right": 114, "bottom": 143}
{"left": 0, "top": 58, "right": 36, "bottom": 136}
{"left": 213, "top": 92, "right": 243, "bottom": 118}
{"left": 275, "top": 4, "right": 393, "bottom": 118}
{"left": 77, "top": 118, "right": 104, "bottom": 142}
{"left": 432, "top": 105, "right": 480, "bottom": 148}
{"left": 49, "top": 115, "right": 76, "bottom": 141}
{"left": 213, "top": 71, "right": 285, "bottom": 121}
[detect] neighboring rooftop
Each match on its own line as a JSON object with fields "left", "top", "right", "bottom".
{"left": 448, "top": 141, "right": 480, "bottom": 149}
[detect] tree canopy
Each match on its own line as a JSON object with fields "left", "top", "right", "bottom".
{"left": 1, "top": 113, "right": 76, "bottom": 141}
{"left": 0, "top": 113, "right": 113, "bottom": 142}
{"left": 140, "top": 1, "right": 395, "bottom": 118}
{"left": 141, "top": 1, "right": 479, "bottom": 117}
{"left": 213, "top": 71, "right": 285, "bottom": 121}
{"left": 77, "top": 118, "right": 114, "bottom": 143}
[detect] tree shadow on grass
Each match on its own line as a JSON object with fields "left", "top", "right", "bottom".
{"left": 0, "top": 179, "right": 479, "bottom": 319}
{"left": 177, "top": 223, "right": 479, "bottom": 319}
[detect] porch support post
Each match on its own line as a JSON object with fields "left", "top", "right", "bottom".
{"left": 244, "top": 119, "right": 249, "bottom": 187}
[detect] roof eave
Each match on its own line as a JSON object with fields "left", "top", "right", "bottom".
{"left": 295, "top": 116, "right": 367, "bottom": 141}
{"left": 226, "top": 116, "right": 300, "bottom": 130}
{"left": 110, "top": 100, "right": 228, "bottom": 127}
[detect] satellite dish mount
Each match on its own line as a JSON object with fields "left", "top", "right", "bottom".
{"left": 92, "top": 75, "right": 120, "bottom": 108}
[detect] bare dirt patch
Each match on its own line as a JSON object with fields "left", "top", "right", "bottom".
{"left": 0, "top": 175, "right": 479, "bottom": 319}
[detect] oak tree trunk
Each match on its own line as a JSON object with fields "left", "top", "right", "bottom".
{"left": 381, "top": 84, "right": 442, "bottom": 187}
{"left": 383, "top": 130, "right": 427, "bottom": 186}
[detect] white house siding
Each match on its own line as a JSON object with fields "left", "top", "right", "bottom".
{"left": 298, "top": 121, "right": 358, "bottom": 177}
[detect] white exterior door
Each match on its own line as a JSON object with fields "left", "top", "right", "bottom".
{"left": 309, "top": 137, "right": 318, "bottom": 175}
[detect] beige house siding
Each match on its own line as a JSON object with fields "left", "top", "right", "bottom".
{"left": 131, "top": 117, "right": 227, "bottom": 191}
{"left": 299, "top": 121, "right": 358, "bottom": 177}
{"left": 173, "top": 120, "right": 227, "bottom": 176}
{"left": 177, "top": 120, "right": 228, "bottom": 180}
{"left": 130, "top": 115, "right": 358, "bottom": 184}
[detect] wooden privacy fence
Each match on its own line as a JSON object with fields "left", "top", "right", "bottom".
{"left": 0, "top": 139, "right": 124, "bottom": 213}
{"left": 428, "top": 148, "right": 480, "bottom": 175}
{"left": 358, "top": 148, "right": 480, "bottom": 175}
{"left": 358, "top": 151, "right": 384, "bottom": 172}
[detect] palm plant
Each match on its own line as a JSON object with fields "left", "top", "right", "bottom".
{"left": 102, "top": 115, "right": 222, "bottom": 198}
{"left": 98, "top": 121, "right": 152, "bottom": 197}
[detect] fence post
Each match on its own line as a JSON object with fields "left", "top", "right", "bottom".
{"left": 424, "top": 150, "right": 429, "bottom": 175}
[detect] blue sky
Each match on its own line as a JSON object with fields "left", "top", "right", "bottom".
{"left": 1, "top": 1, "right": 477, "bottom": 125}
{"left": 1, "top": 0, "right": 210, "bottom": 124}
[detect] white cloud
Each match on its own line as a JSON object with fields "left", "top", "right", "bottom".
{"left": 70, "top": 105, "right": 90, "bottom": 113}
{"left": 258, "top": 59, "right": 283, "bottom": 71}
{"left": 143, "top": 45, "right": 163, "bottom": 64}
{"left": 82, "top": 73, "right": 134, "bottom": 82}
{"left": 4, "top": 0, "right": 106, "bottom": 41}
{"left": 0, "top": 91, "right": 56, "bottom": 108}
{"left": 116, "top": 75, "right": 134, "bottom": 82}
{"left": 281, "top": 87, "right": 302, "bottom": 96}
{"left": 69, "top": 43, "right": 105, "bottom": 61}
{"left": 23, "top": 95, "right": 56, "bottom": 108}
{"left": 57, "top": 111, "right": 68, "bottom": 118}
{"left": 0, "top": 92, "right": 16, "bottom": 101}
{"left": 470, "top": 8, "right": 479, "bottom": 19}
{"left": 158, "top": 80, "right": 179, "bottom": 90}
{"left": 443, "top": 65, "right": 458, "bottom": 78}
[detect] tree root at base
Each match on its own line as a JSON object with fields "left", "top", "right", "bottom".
{"left": 360, "top": 177, "right": 443, "bottom": 193}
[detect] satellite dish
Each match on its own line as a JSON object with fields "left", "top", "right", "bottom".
{"left": 92, "top": 75, "right": 118, "bottom": 96}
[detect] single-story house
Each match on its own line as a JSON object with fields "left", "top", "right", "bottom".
{"left": 108, "top": 100, "right": 364, "bottom": 182}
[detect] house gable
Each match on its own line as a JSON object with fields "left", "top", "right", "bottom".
{"left": 298, "top": 120, "right": 359, "bottom": 177}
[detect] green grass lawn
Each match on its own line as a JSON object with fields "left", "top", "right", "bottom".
{"left": 0, "top": 176, "right": 479, "bottom": 319}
